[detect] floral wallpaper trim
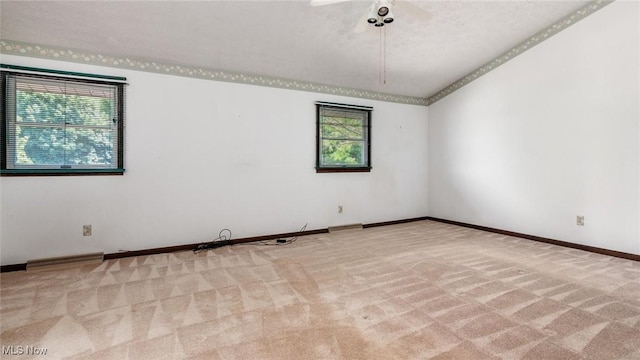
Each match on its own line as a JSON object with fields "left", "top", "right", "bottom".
{"left": 0, "top": 39, "right": 428, "bottom": 106}
{"left": 0, "top": 0, "right": 612, "bottom": 108}
{"left": 425, "top": 0, "right": 613, "bottom": 105}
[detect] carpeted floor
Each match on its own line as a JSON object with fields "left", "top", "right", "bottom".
{"left": 1, "top": 220, "right": 639, "bottom": 359}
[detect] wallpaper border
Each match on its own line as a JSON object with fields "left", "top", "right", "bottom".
{"left": 0, "top": 0, "right": 612, "bottom": 107}
{"left": 0, "top": 39, "right": 428, "bottom": 106}
{"left": 425, "top": 0, "right": 614, "bottom": 105}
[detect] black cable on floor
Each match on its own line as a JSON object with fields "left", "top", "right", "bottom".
{"left": 259, "top": 223, "right": 308, "bottom": 246}
{"left": 193, "top": 228, "right": 232, "bottom": 253}
{"left": 194, "top": 223, "right": 308, "bottom": 253}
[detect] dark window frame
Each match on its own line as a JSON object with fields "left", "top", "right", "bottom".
{"left": 315, "top": 101, "right": 372, "bottom": 173}
{"left": 1, "top": 65, "right": 126, "bottom": 176}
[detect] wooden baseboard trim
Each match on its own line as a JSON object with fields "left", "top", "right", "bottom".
{"left": 0, "top": 263, "right": 27, "bottom": 272}
{"left": 363, "top": 216, "right": 431, "bottom": 229}
{"left": 104, "top": 244, "right": 196, "bottom": 260}
{"left": 6, "top": 215, "right": 635, "bottom": 272}
{"left": 228, "top": 228, "right": 329, "bottom": 246}
{"left": 328, "top": 224, "right": 363, "bottom": 233}
{"left": 427, "top": 217, "right": 640, "bottom": 262}
{"left": 104, "top": 227, "right": 329, "bottom": 260}
{"left": 1, "top": 228, "right": 330, "bottom": 271}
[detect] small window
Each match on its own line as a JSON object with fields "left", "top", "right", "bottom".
{"left": 316, "top": 102, "right": 372, "bottom": 173}
{"left": 1, "top": 65, "right": 126, "bottom": 176}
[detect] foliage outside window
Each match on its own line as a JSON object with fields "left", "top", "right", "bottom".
{"left": 1, "top": 65, "right": 126, "bottom": 176}
{"left": 316, "top": 102, "right": 371, "bottom": 173}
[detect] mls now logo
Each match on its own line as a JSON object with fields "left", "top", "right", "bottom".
{"left": 2, "top": 345, "right": 48, "bottom": 356}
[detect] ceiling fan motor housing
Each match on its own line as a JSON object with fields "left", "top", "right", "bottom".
{"left": 369, "top": 0, "right": 394, "bottom": 26}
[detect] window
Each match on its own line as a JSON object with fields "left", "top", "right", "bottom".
{"left": 316, "top": 101, "right": 372, "bottom": 173}
{"left": 1, "top": 65, "right": 126, "bottom": 176}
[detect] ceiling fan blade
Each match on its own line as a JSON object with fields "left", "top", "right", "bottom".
{"left": 395, "top": 0, "right": 432, "bottom": 22}
{"left": 310, "top": 0, "right": 352, "bottom": 6}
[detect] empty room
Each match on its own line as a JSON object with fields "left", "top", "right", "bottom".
{"left": 0, "top": 0, "right": 638, "bottom": 359}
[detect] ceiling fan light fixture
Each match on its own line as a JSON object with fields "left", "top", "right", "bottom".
{"left": 374, "top": 21, "right": 384, "bottom": 27}
{"left": 367, "top": 4, "right": 378, "bottom": 23}
{"left": 377, "top": 6, "right": 389, "bottom": 17}
{"left": 383, "top": 9, "right": 394, "bottom": 23}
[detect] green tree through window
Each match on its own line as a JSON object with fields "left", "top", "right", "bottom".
{"left": 316, "top": 102, "right": 371, "bottom": 173}
{"left": 2, "top": 66, "right": 126, "bottom": 175}
{"left": 17, "top": 89, "right": 115, "bottom": 166}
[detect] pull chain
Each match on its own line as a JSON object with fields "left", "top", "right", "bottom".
{"left": 383, "top": 26, "right": 387, "bottom": 85}
{"left": 379, "top": 26, "right": 387, "bottom": 85}
{"left": 379, "top": 27, "right": 382, "bottom": 84}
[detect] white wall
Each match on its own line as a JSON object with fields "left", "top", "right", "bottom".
{"left": 0, "top": 55, "right": 429, "bottom": 265}
{"left": 428, "top": 1, "right": 640, "bottom": 255}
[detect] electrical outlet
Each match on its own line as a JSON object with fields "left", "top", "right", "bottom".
{"left": 83, "top": 225, "right": 92, "bottom": 236}
{"left": 576, "top": 216, "right": 584, "bottom": 226}
{"left": 338, "top": 205, "right": 343, "bottom": 213}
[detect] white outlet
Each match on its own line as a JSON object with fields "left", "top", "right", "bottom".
{"left": 338, "top": 205, "right": 343, "bottom": 213}
{"left": 83, "top": 225, "right": 92, "bottom": 236}
{"left": 576, "top": 216, "right": 584, "bottom": 226}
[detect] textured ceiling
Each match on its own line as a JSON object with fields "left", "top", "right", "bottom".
{"left": 0, "top": 0, "right": 590, "bottom": 99}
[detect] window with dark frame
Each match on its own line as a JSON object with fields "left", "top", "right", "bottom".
{"left": 316, "top": 101, "right": 372, "bottom": 173}
{"left": 1, "top": 65, "right": 126, "bottom": 176}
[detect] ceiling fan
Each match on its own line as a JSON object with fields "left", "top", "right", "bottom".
{"left": 310, "top": 0, "right": 432, "bottom": 33}
{"left": 311, "top": 0, "right": 431, "bottom": 85}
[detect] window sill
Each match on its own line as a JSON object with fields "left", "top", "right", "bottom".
{"left": 1, "top": 168, "right": 125, "bottom": 177}
{"left": 316, "top": 167, "right": 371, "bottom": 173}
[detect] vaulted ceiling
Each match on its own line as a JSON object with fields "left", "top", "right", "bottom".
{"left": 1, "top": 1, "right": 592, "bottom": 100}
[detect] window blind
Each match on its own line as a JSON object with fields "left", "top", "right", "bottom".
{"left": 1, "top": 65, "right": 126, "bottom": 175}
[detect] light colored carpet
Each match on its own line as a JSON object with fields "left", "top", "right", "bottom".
{"left": 1, "top": 220, "right": 639, "bottom": 359}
